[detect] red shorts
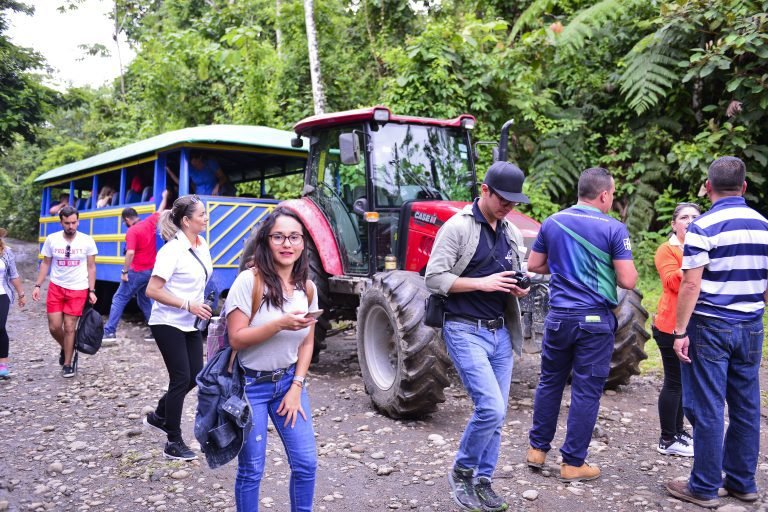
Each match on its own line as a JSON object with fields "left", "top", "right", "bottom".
{"left": 47, "top": 282, "right": 89, "bottom": 316}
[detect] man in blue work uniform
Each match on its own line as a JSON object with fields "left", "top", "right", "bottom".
{"left": 426, "top": 161, "right": 530, "bottom": 511}
{"left": 525, "top": 167, "right": 638, "bottom": 482}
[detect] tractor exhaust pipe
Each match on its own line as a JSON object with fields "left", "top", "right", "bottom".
{"left": 496, "top": 119, "right": 514, "bottom": 163}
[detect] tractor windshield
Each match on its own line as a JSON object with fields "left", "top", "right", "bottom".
{"left": 369, "top": 123, "right": 473, "bottom": 207}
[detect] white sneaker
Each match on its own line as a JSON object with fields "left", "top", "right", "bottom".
{"left": 657, "top": 435, "right": 694, "bottom": 457}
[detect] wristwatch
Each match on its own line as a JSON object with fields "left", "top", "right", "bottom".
{"left": 292, "top": 375, "right": 306, "bottom": 388}
{"left": 672, "top": 330, "right": 688, "bottom": 339}
{"left": 121, "top": 269, "right": 128, "bottom": 274}
{"left": 89, "top": 289, "right": 96, "bottom": 294}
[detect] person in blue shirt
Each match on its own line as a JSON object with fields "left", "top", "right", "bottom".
{"left": 189, "top": 152, "right": 231, "bottom": 196}
{"left": 525, "top": 167, "right": 638, "bottom": 483}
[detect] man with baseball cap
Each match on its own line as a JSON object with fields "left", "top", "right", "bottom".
{"left": 426, "top": 161, "right": 531, "bottom": 511}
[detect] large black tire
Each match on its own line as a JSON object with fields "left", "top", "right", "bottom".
{"left": 305, "top": 238, "right": 330, "bottom": 361}
{"left": 606, "top": 288, "right": 650, "bottom": 389}
{"left": 357, "top": 271, "right": 450, "bottom": 419}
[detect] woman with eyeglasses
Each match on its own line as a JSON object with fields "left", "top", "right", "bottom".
{"left": 224, "top": 207, "right": 318, "bottom": 512}
{"left": 144, "top": 194, "right": 213, "bottom": 461}
{"left": 653, "top": 202, "right": 702, "bottom": 457}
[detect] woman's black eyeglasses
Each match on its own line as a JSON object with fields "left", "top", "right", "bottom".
{"left": 65, "top": 244, "right": 71, "bottom": 258}
{"left": 269, "top": 233, "right": 304, "bottom": 246}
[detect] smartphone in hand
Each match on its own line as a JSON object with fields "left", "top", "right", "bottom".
{"left": 304, "top": 309, "right": 324, "bottom": 319}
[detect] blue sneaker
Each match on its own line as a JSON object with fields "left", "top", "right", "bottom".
{"left": 0, "top": 363, "right": 8, "bottom": 378}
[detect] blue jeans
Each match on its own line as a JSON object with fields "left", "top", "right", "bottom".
{"left": 443, "top": 320, "right": 513, "bottom": 478}
{"left": 236, "top": 369, "right": 317, "bottom": 512}
{"left": 682, "top": 314, "right": 763, "bottom": 498}
{"left": 529, "top": 308, "right": 616, "bottom": 466}
{"left": 104, "top": 269, "right": 153, "bottom": 334}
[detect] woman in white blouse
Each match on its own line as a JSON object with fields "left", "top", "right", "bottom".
{"left": 144, "top": 194, "right": 213, "bottom": 461}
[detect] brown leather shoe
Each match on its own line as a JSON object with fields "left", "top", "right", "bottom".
{"left": 718, "top": 486, "right": 759, "bottom": 502}
{"left": 559, "top": 462, "right": 600, "bottom": 482}
{"left": 666, "top": 480, "right": 719, "bottom": 508}
{"left": 526, "top": 448, "right": 546, "bottom": 469}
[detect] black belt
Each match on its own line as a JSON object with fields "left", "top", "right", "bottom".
{"left": 445, "top": 314, "right": 505, "bottom": 331}
{"left": 244, "top": 364, "right": 295, "bottom": 383}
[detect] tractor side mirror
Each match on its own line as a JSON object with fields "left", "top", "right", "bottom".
{"left": 291, "top": 136, "right": 304, "bottom": 148}
{"left": 339, "top": 133, "right": 360, "bottom": 165}
{"left": 353, "top": 197, "right": 368, "bottom": 216}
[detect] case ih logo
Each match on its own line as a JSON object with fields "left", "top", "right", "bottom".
{"left": 414, "top": 211, "right": 437, "bottom": 224}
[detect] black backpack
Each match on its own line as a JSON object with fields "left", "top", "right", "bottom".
{"left": 76, "top": 302, "right": 104, "bottom": 355}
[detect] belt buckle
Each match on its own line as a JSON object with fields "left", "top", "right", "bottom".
{"left": 488, "top": 318, "right": 502, "bottom": 331}
{"left": 272, "top": 369, "right": 284, "bottom": 382}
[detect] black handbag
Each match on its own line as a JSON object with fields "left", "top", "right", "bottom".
{"left": 424, "top": 294, "right": 447, "bottom": 328}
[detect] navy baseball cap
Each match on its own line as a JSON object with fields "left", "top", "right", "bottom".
{"left": 483, "top": 161, "right": 530, "bottom": 204}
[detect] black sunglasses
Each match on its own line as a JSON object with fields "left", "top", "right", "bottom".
{"left": 65, "top": 244, "right": 71, "bottom": 258}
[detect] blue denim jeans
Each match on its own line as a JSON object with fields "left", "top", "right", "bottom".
{"left": 443, "top": 320, "right": 513, "bottom": 478}
{"left": 104, "top": 269, "right": 153, "bottom": 334}
{"left": 236, "top": 369, "right": 317, "bottom": 512}
{"left": 682, "top": 314, "right": 763, "bottom": 499}
{"left": 529, "top": 308, "right": 616, "bottom": 466}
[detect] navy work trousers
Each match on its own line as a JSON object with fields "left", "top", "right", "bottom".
{"left": 529, "top": 307, "right": 616, "bottom": 466}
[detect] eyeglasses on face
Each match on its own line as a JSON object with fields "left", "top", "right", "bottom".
{"left": 269, "top": 233, "right": 304, "bottom": 246}
{"left": 488, "top": 187, "right": 517, "bottom": 208}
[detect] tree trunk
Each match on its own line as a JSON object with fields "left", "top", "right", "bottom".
{"left": 303, "top": 0, "right": 326, "bottom": 114}
{"left": 275, "top": 0, "right": 283, "bottom": 59}
{"left": 113, "top": 0, "right": 126, "bottom": 97}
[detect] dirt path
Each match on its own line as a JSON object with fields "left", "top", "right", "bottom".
{"left": 1, "top": 239, "right": 767, "bottom": 511}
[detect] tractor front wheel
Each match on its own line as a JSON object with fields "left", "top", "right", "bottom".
{"left": 357, "top": 271, "right": 450, "bottom": 419}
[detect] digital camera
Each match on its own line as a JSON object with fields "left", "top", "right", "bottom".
{"left": 513, "top": 271, "right": 531, "bottom": 290}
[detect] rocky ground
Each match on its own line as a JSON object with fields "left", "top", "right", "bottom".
{"left": 2, "top": 238, "right": 768, "bottom": 512}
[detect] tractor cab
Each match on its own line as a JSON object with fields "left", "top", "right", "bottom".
{"left": 293, "top": 106, "right": 477, "bottom": 276}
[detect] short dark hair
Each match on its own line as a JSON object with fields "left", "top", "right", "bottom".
{"left": 708, "top": 156, "right": 745, "bottom": 194}
{"left": 59, "top": 206, "right": 79, "bottom": 220}
{"left": 577, "top": 167, "right": 613, "bottom": 200}
{"left": 121, "top": 207, "right": 139, "bottom": 221}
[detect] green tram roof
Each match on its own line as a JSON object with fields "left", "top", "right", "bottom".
{"left": 35, "top": 124, "right": 305, "bottom": 184}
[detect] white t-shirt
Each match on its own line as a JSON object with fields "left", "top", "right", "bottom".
{"left": 149, "top": 234, "right": 213, "bottom": 332}
{"left": 41, "top": 231, "right": 98, "bottom": 290}
{"left": 224, "top": 269, "right": 318, "bottom": 371}
{"left": 0, "top": 258, "right": 6, "bottom": 295}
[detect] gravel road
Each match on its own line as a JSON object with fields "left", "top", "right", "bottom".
{"left": 1, "top": 239, "right": 767, "bottom": 512}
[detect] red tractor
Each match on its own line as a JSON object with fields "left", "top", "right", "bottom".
{"left": 277, "top": 106, "right": 648, "bottom": 419}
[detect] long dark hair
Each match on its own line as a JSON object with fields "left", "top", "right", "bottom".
{"left": 251, "top": 207, "right": 309, "bottom": 311}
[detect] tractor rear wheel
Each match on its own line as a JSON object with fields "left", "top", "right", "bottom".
{"left": 306, "top": 238, "right": 330, "bottom": 362}
{"left": 606, "top": 288, "right": 650, "bottom": 389}
{"left": 357, "top": 271, "right": 450, "bottom": 419}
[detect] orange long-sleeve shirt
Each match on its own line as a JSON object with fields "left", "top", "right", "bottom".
{"left": 653, "top": 237, "right": 684, "bottom": 334}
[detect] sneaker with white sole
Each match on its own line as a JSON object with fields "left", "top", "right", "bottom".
{"left": 143, "top": 334, "right": 155, "bottom": 343}
{"left": 62, "top": 365, "right": 75, "bottom": 378}
{"left": 143, "top": 412, "right": 169, "bottom": 436}
{"left": 677, "top": 430, "right": 693, "bottom": 446}
{"left": 657, "top": 435, "right": 693, "bottom": 457}
{"left": 102, "top": 331, "right": 117, "bottom": 343}
{"left": 164, "top": 440, "right": 197, "bottom": 461}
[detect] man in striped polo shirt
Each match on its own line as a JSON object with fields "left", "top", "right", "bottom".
{"left": 666, "top": 156, "right": 768, "bottom": 508}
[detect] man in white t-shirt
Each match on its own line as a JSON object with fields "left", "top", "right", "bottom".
{"left": 32, "top": 206, "right": 98, "bottom": 378}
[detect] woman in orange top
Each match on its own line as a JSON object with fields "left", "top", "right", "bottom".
{"left": 653, "top": 202, "right": 701, "bottom": 457}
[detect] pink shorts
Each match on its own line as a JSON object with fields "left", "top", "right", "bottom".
{"left": 47, "top": 282, "right": 88, "bottom": 316}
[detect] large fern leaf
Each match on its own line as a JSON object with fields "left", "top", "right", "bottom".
{"left": 556, "top": 0, "right": 639, "bottom": 54}
{"left": 529, "top": 132, "right": 585, "bottom": 200}
{"left": 619, "top": 29, "right": 687, "bottom": 115}
{"left": 508, "top": 0, "right": 559, "bottom": 42}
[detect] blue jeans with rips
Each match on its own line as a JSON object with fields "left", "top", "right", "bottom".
{"left": 235, "top": 369, "right": 317, "bottom": 512}
{"left": 443, "top": 320, "right": 513, "bottom": 478}
{"left": 682, "top": 314, "right": 763, "bottom": 499}
{"left": 104, "top": 269, "right": 153, "bottom": 334}
{"left": 529, "top": 308, "right": 616, "bottom": 466}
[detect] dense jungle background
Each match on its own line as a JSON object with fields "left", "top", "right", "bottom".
{"left": 1, "top": 0, "right": 767, "bottom": 286}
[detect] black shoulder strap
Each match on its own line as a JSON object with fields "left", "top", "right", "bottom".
{"left": 188, "top": 248, "right": 209, "bottom": 283}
